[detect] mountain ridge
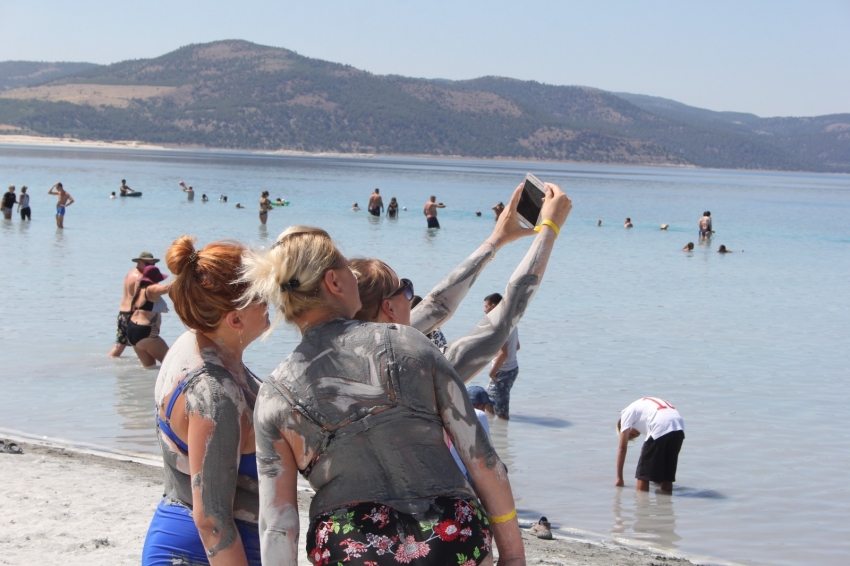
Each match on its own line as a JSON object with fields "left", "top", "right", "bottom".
{"left": 0, "top": 40, "right": 846, "bottom": 172}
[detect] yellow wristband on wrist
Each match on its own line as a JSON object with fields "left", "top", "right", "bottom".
{"left": 490, "top": 509, "right": 517, "bottom": 524}
{"left": 534, "top": 219, "right": 560, "bottom": 237}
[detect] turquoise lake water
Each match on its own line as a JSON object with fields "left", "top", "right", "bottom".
{"left": 1, "top": 145, "right": 848, "bottom": 565}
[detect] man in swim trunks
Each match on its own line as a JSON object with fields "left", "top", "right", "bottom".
{"left": 699, "top": 211, "right": 712, "bottom": 239}
{"left": 2, "top": 185, "right": 16, "bottom": 220}
{"left": 615, "top": 397, "right": 685, "bottom": 494}
{"left": 484, "top": 292, "right": 520, "bottom": 420}
{"left": 423, "top": 195, "right": 445, "bottom": 228}
{"left": 368, "top": 188, "right": 383, "bottom": 216}
{"left": 48, "top": 182, "right": 74, "bottom": 228}
{"left": 109, "top": 251, "right": 159, "bottom": 357}
{"left": 120, "top": 179, "right": 133, "bottom": 195}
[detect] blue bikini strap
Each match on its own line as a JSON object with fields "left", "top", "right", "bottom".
{"left": 156, "top": 378, "right": 191, "bottom": 454}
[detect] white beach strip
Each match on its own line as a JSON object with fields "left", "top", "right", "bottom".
{"left": 0, "top": 439, "right": 694, "bottom": 566}
{"left": 0, "top": 134, "right": 165, "bottom": 150}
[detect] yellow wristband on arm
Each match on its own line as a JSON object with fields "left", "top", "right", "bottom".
{"left": 489, "top": 509, "right": 517, "bottom": 524}
{"left": 534, "top": 219, "right": 560, "bottom": 237}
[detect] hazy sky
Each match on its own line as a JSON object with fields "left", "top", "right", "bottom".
{"left": 1, "top": 1, "right": 847, "bottom": 117}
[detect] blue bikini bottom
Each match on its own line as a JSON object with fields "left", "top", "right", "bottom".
{"left": 141, "top": 499, "right": 261, "bottom": 565}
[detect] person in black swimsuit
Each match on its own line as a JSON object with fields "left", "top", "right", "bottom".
{"left": 128, "top": 265, "right": 171, "bottom": 367}
{"left": 387, "top": 197, "right": 399, "bottom": 218}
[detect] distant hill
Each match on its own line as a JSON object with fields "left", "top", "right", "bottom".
{"left": 615, "top": 93, "right": 850, "bottom": 172}
{"left": 0, "top": 41, "right": 847, "bottom": 172}
{"left": 0, "top": 61, "right": 100, "bottom": 91}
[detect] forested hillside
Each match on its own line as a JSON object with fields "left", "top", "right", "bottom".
{"left": 0, "top": 41, "right": 846, "bottom": 172}
{"left": 0, "top": 61, "right": 99, "bottom": 91}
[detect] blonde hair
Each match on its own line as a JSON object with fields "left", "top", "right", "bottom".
{"left": 349, "top": 258, "right": 399, "bottom": 321}
{"left": 240, "top": 225, "right": 346, "bottom": 330}
{"left": 165, "top": 236, "right": 247, "bottom": 333}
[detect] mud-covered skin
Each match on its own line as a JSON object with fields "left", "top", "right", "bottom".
{"left": 255, "top": 319, "right": 499, "bottom": 530}
{"left": 154, "top": 331, "right": 261, "bottom": 556}
{"left": 446, "top": 273, "right": 538, "bottom": 381}
{"left": 416, "top": 230, "right": 553, "bottom": 383}
{"left": 256, "top": 395, "right": 300, "bottom": 566}
{"left": 410, "top": 241, "right": 495, "bottom": 335}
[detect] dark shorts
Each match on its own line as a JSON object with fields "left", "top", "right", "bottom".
{"left": 699, "top": 228, "right": 710, "bottom": 237}
{"left": 369, "top": 206, "right": 381, "bottom": 216}
{"left": 636, "top": 430, "right": 685, "bottom": 483}
{"left": 486, "top": 366, "right": 518, "bottom": 416}
{"left": 20, "top": 207, "right": 31, "bottom": 220}
{"left": 307, "top": 497, "right": 491, "bottom": 565}
{"left": 56, "top": 205, "right": 66, "bottom": 216}
{"left": 116, "top": 311, "right": 132, "bottom": 345}
{"left": 427, "top": 216, "right": 440, "bottom": 229}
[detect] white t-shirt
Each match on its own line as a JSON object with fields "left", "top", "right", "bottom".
{"left": 620, "top": 397, "right": 684, "bottom": 440}
{"left": 450, "top": 409, "right": 491, "bottom": 481}
{"left": 492, "top": 327, "right": 519, "bottom": 372}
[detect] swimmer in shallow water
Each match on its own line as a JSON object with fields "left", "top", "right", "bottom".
{"left": 239, "top": 212, "right": 569, "bottom": 565}
{"left": 717, "top": 245, "right": 732, "bottom": 253}
{"left": 683, "top": 242, "right": 694, "bottom": 251}
{"left": 179, "top": 181, "right": 194, "bottom": 201}
{"left": 141, "top": 237, "right": 269, "bottom": 565}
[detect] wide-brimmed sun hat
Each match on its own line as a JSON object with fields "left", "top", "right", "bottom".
{"left": 132, "top": 251, "right": 160, "bottom": 263}
{"left": 140, "top": 264, "right": 168, "bottom": 284}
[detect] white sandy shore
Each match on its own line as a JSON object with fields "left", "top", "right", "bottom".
{"left": 0, "top": 134, "right": 697, "bottom": 168}
{"left": 0, "top": 438, "right": 695, "bottom": 566}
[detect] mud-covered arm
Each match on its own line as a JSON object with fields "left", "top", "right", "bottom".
{"left": 411, "top": 184, "right": 536, "bottom": 336}
{"left": 432, "top": 354, "right": 525, "bottom": 564}
{"left": 185, "top": 379, "right": 248, "bottom": 566}
{"left": 255, "top": 384, "right": 300, "bottom": 566}
{"left": 444, "top": 183, "right": 572, "bottom": 383}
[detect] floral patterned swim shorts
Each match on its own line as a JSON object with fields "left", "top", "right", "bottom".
{"left": 307, "top": 497, "right": 491, "bottom": 565}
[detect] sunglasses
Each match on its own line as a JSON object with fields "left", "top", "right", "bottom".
{"left": 373, "top": 278, "right": 415, "bottom": 318}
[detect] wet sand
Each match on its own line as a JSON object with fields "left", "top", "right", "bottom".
{"left": 0, "top": 438, "right": 694, "bottom": 566}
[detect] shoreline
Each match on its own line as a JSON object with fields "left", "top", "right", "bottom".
{"left": 6, "top": 132, "right": 838, "bottom": 175}
{"left": 0, "top": 436, "right": 702, "bottom": 566}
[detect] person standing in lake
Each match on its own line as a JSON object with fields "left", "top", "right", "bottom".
{"left": 699, "top": 211, "right": 712, "bottom": 239}
{"left": 624, "top": 217, "right": 633, "bottom": 228}
{"left": 387, "top": 196, "right": 399, "bottom": 218}
{"left": 368, "top": 188, "right": 384, "bottom": 217}
{"left": 17, "top": 186, "right": 30, "bottom": 221}
{"left": 109, "top": 252, "right": 159, "bottom": 358}
{"left": 2, "top": 185, "right": 16, "bottom": 220}
{"left": 423, "top": 195, "right": 445, "bottom": 228}
{"left": 484, "top": 292, "right": 520, "bottom": 421}
{"left": 615, "top": 397, "right": 685, "bottom": 494}
{"left": 179, "top": 181, "right": 194, "bottom": 201}
{"left": 259, "top": 191, "right": 272, "bottom": 225}
{"left": 48, "top": 183, "right": 74, "bottom": 229}
{"left": 492, "top": 201, "right": 505, "bottom": 220}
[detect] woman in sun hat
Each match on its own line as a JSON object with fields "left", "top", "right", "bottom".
{"left": 127, "top": 264, "right": 171, "bottom": 367}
